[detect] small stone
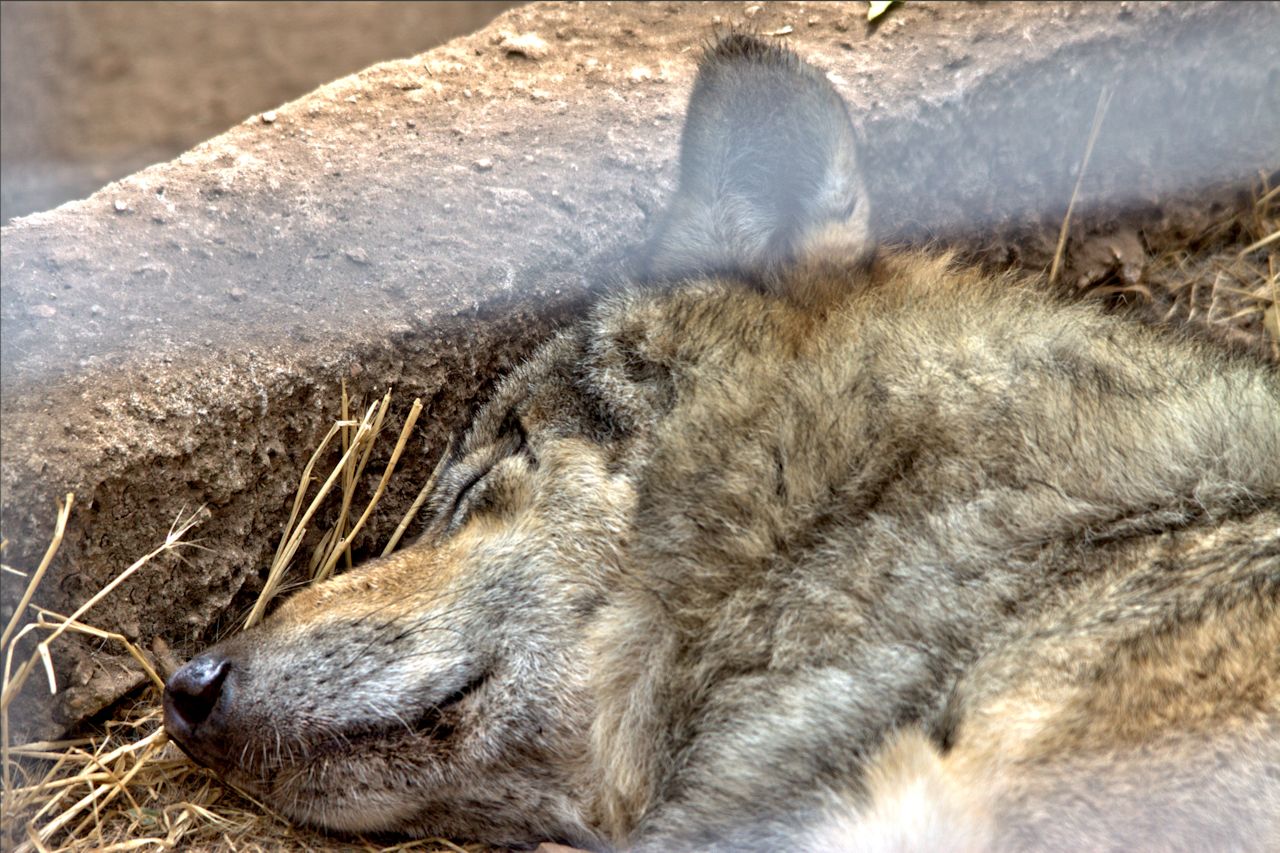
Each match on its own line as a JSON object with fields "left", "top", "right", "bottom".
{"left": 499, "top": 31, "right": 550, "bottom": 60}
{"left": 113, "top": 199, "right": 129, "bottom": 213}
{"left": 29, "top": 303, "right": 57, "bottom": 318}
{"left": 228, "top": 287, "right": 247, "bottom": 301}
{"left": 90, "top": 304, "right": 105, "bottom": 316}
{"left": 629, "top": 65, "right": 652, "bottom": 83}
{"left": 473, "top": 157, "right": 495, "bottom": 172}
{"left": 406, "top": 118, "right": 416, "bottom": 127}
{"left": 72, "top": 658, "right": 95, "bottom": 687}
{"left": 744, "top": 5, "right": 763, "bottom": 17}
{"left": 344, "top": 247, "right": 371, "bottom": 265}
{"left": 261, "top": 110, "right": 277, "bottom": 124}
{"left": 488, "top": 187, "right": 535, "bottom": 207}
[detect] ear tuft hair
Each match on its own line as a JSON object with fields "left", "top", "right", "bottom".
{"left": 705, "top": 30, "right": 804, "bottom": 69}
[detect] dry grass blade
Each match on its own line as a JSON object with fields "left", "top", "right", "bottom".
{"left": 1, "top": 494, "right": 72, "bottom": 652}
{"left": 2, "top": 498, "right": 196, "bottom": 797}
{"left": 30, "top": 607, "right": 166, "bottom": 692}
{"left": 2, "top": 508, "right": 201, "bottom": 714}
{"left": 314, "top": 398, "right": 424, "bottom": 582}
{"left": 383, "top": 437, "right": 453, "bottom": 556}
{"left": 315, "top": 390, "right": 392, "bottom": 582}
{"left": 1049, "top": 84, "right": 1114, "bottom": 287}
{"left": 308, "top": 391, "right": 395, "bottom": 583}
{"left": 1129, "top": 171, "right": 1280, "bottom": 359}
{"left": 339, "top": 379, "right": 355, "bottom": 571}
{"left": 1239, "top": 228, "right": 1279, "bottom": 256}
{"left": 266, "top": 420, "right": 355, "bottom": 583}
{"left": 11, "top": 731, "right": 166, "bottom": 853}
{"left": 244, "top": 400, "right": 378, "bottom": 629}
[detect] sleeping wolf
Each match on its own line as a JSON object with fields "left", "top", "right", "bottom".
{"left": 164, "top": 36, "right": 1280, "bottom": 851}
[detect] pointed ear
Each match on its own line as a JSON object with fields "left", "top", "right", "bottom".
{"left": 640, "top": 34, "right": 874, "bottom": 303}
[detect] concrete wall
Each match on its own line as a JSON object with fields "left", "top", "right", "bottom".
{"left": 0, "top": 1, "right": 520, "bottom": 222}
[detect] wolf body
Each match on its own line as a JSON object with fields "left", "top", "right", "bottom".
{"left": 165, "top": 37, "right": 1280, "bottom": 852}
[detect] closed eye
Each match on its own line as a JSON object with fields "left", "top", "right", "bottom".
{"left": 445, "top": 413, "right": 534, "bottom": 528}
{"left": 447, "top": 467, "right": 489, "bottom": 524}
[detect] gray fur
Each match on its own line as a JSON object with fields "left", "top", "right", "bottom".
{"left": 165, "top": 36, "right": 1280, "bottom": 852}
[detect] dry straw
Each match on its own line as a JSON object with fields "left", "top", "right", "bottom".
{"left": 1043, "top": 91, "right": 1277, "bottom": 362}
{"left": 0, "top": 391, "right": 477, "bottom": 852}
{"left": 245, "top": 385, "right": 424, "bottom": 629}
{"left": 1137, "top": 170, "right": 1279, "bottom": 360}
{"left": 1049, "top": 84, "right": 1114, "bottom": 288}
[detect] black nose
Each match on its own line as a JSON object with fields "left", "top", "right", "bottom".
{"left": 164, "top": 653, "right": 231, "bottom": 734}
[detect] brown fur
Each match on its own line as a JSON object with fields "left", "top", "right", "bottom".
{"left": 165, "top": 36, "right": 1280, "bottom": 851}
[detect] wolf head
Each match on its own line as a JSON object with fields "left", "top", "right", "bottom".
{"left": 164, "top": 347, "right": 640, "bottom": 845}
{"left": 162, "top": 35, "right": 869, "bottom": 847}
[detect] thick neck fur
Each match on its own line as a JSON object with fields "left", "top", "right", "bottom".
{"left": 584, "top": 250, "right": 1280, "bottom": 844}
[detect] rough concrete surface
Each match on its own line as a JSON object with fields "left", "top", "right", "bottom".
{"left": 0, "top": 1, "right": 521, "bottom": 222}
{"left": 2, "top": 1, "right": 1277, "bottom": 741}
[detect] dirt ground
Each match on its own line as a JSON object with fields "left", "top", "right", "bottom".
{"left": 0, "top": 1, "right": 520, "bottom": 223}
{"left": 1, "top": 1, "right": 1276, "bottom": 850}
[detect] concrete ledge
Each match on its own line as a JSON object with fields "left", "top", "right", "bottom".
{"left": 2, "top": 1, "right": 1276, "bottom": 740}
